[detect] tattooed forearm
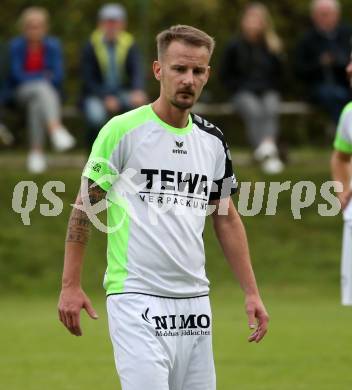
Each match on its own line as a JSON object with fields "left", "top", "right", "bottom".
{"left": 87, "top": 179, "right": 107, "bottom": 205}
{"left": 65, "top": 208, "right": 90, "bottom": 244}
{"left": 65, "top": 180, "right": 107, "bottom": 245}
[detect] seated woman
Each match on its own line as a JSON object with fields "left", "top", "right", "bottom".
{"left": 220, "top": 2, "right": 285, "bottom": 174}
{"left": 0, "top": 42, "right": 14, "bottom": 146}
{"left": 9, "top": 7, "right": 75, "bottom": 173}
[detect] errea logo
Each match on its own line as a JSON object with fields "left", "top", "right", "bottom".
{"left": 173, "top": 140, "right": 187, "bottom": 155}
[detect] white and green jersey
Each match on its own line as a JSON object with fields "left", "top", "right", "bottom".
{"left": 334, "top": 102, "right": 352, "bottom": 221}
{"left": 83, "top": 104, "right": 237, "bottom": 297}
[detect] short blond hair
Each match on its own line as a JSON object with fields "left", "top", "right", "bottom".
{"left": 156, "top": 25, "right": 215, "bottom": 59}
{"left": 19, "top": 7, "right": 49, "bottom": 30}
{"left": 241, "top": 3, "right": 283, "bottom": 54}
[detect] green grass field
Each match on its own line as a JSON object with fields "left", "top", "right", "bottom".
{"left": 1, "top": 149, "right": 351, "bottom": 389}
{"left": 2, "top": 288, "right": 352, "bottom": 390}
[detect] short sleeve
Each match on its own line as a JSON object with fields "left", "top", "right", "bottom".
{"left": 82, "top": 118, "right": 120, "bottom": 192}
{"left": 334, "top": 105, "right": 352, "bottom": 154}
{"left": 209, "top": 139, "right": 237, "bottom": 201}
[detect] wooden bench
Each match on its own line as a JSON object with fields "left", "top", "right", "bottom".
{"left": 61, "top": 101, "right": 313, "bottom": 119}
{"left": 3, "top": 101, "right": 321, "bottom": 148}
{"left": 62, "top": 105, "right": 81, "bottom": 119}
{"left": 192, "top": 100, "right": 335, "bottom": 145}
{"left": 193, "top": 101, "right": 312, "bottom": 116}
{"left": 60, "top": 101, "right": 318, "bottom": 145}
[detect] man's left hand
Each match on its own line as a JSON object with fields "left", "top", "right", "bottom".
{"left": 245, "top": 294, "right": 269, "bottom": 343}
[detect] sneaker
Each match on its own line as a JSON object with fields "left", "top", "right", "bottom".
{"left": 51, "top": 127, "right": 76, "bottom": 151}
{"left": 261, "top": 156, "right": 284, "bottom": 174}
{"left": 253, "top": 140, "right": 278, "bottom": 162}
{"left": 0, "top": 123, "right": 14, "bottom": 146}
{"left": 27, "top": 151, "right": 47, "bottom": 174}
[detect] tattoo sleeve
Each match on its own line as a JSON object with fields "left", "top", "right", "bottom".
{"left": 86, "top": 179, "right": 108, "bottom": 206}
{"left": 65, "top": 179, "right": 107, "bottom": 245}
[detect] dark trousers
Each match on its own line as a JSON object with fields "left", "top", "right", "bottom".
{"left": 311, "top": 83, "right": 351, "bottom": 124}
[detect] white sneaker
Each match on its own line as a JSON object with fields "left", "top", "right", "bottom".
{"left": 253, "top": 140, "right": 278, "bottom": 162}
{"left": 261, "top": 156, "right": 284, "bottom": 174}
{"left": 51, "top": 127, "right": 76, "bottom": 151}
{"left": 0, "top": 124, "right": 14, "bottom": 146}
{"left": 27, "top": 151, "right": 47, "bottom": 174}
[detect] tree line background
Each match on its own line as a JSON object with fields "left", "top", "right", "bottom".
{"left": 1, "top": 0, "right": 352, "bottom": 101}
{"left": 1, "top": 0, "right": 351, "bottom": 145}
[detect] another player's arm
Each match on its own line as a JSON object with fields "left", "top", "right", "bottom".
{"left": 210, "top": 198, "right": 269, "bottom": 343}
{"left": 331, "top": 150, "right": 352, "bottom": 209}
{"left": 58, "top": 179, "right": 106, "bottom": 336}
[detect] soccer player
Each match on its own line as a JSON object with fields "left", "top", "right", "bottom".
{"left": 331, "top": 53, "right": 352, "bottom": 306}
{"left": 58, "top": 25, "right": 269, "bottom": 389}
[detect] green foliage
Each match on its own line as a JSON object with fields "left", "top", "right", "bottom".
{"left": 0, "top": 149, "right": 348, "bottom": 388}
{"left": 2, "top": 289, "right": 352, "bottom": 389}
{"left": 1, "top": 0, "right": 351, "bottom": 101}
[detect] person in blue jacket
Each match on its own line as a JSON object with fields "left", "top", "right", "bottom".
{"left": 9, "top": 7, "right": 75, "bottom": 173}
{"left": 81, "top": 3, "right": 147, "bottom": 147}
{"left": 0, "top": 41, "right": 13, "bottom": 147}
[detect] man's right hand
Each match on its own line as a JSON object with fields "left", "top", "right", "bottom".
{"left": 58, "top": 287, "right": 98, "bottom": 336}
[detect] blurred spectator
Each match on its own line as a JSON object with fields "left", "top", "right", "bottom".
{"left": 331, "top": 52, "right": 352, "bottom": 305}
{"left": 219, "top": 2, "right": 284, "bottom": 174}
{"left": 0, "top": 107, "right": 13, "bottom": 146}
{"left": 81, "top": 3, "right": 147, "bottom": 148}
{"left": 295, "top": 0, "right": 352, "bottom": 125}
{"left": 9, "top": 7, "right": 75, "bottom": 173}
{"left": 0, "top": 41, "right": 14, "bottom": 146}
{"left": 0, "top": 115, "right": 13, "bottom": 146}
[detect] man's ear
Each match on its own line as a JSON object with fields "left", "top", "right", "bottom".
{"left": 153, "top": 60, "right": 161, "bottom": 81}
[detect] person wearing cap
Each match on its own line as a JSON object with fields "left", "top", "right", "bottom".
{"left": 81, "top": 3, "right": 147, "bottom": 147}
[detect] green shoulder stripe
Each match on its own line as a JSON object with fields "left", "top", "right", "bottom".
{"left": 334, "top": 135, "right": 352, "bottom": 153}
{"left": 340, "top": 101, "right": 352, "bottom": 117}
{"left": 82, "top": 105, "right": 150, "bottom": 191}
{"left": 336, "top": 101, "right": 352, "bottom": 135}
{"left": 104, "top": 196, "right": 130, "bottom": 293}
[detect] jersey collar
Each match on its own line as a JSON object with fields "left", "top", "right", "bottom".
{"left": 148, "top": 104, "right": 193, "bottom": 135}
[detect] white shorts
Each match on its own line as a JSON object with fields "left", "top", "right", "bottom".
{"left": 106, "top": 293, "right": 216, "bottom": 390}
{"left": 341, "top": 221, "right": 352, "bottom": 306}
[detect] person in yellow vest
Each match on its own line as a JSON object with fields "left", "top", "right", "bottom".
{"left": 81, "top": 3, "right": 147, "bottom": 147}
